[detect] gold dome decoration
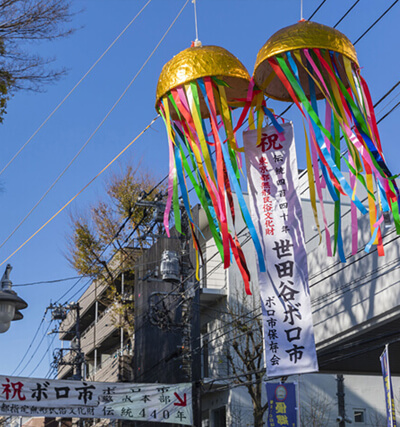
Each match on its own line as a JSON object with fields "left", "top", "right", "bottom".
{"left": 253, "top": 20, "right": 359, "bottom": 101}
{"left": 156, "top": 45, "right": 251, "bottom": 117}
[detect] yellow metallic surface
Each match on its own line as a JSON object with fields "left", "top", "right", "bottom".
{"left": 253, "top": 21, "right": 359, "bottom": 101}
{"left": 156, "top": 45, "right": 250, "bottom": 113}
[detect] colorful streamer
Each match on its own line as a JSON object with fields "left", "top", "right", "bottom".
{"left": 257, "top": 50, "right": 398, "bottom": 257}
{"left": 157, "top": 53, "right": 266, "bottom": 294}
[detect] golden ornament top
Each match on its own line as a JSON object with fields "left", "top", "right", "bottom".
{"left": 254, "top": 21, "right": 359, "bottom": 101}
{"left": 156, "top": 44, "right": 250, "bottom": 112}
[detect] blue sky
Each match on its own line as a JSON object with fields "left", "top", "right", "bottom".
{"left": 0, "top": 0, "right": 399, "bottom": 378}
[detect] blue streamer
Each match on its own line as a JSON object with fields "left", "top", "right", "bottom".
{"left": 365, "top": 219, "right": 381, "bottom": 253}
{"left": 262, "top": 106, "right": 284, "bottom": 135}
{"left": 174, "top": 143, "right": 194, "bottom": 225}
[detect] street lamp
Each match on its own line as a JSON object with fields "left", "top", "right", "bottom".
{"left": 0, "top": 264, "right": 28, "bottom": 333}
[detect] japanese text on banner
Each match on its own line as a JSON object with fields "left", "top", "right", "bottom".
{"left": 0, "top": 375, "right": 192, "bottom": 425}
{"left": 244, "top": 123, "right": 318, "bottom": 377}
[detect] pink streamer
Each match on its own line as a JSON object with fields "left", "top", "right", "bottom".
{"left": 308, "top": 118, "right": 333, "bottom": 256}
{"left": 348, "top": 154, "right": 359, "bottom": 255}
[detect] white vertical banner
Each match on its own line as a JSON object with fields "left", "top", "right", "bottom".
{"left": 244, "top": 122, "right": 318, "bottom": 377}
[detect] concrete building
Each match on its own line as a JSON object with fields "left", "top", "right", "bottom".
{"left": 57, "top": 266, "right": 134, "bottom": 384}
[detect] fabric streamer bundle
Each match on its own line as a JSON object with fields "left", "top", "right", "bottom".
{"left": 155, "top": 44, "right": 265, "bottom": 294}
{"left": 253, "top": 20, "right": 400, "bottom": 259}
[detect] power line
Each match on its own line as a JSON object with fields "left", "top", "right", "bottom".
{"left": 11, "top": 312, "right": 47, "bottom": 375}
{"left": 0, "top": 0, "right": 189, "bottom": 259}
{"left": 307, "top": 0, "right": 328, "bottom": 20}
{"left": 0, "top": 0, "right": 154, "bottom": 178}
{"left": 333, "top": 0, "right": 361, "bottom": 28}
{"left": 13, "top": 276, "right": 85, "bottom": 287}
{"left": 16, "top": 318, "right": 53, "bottom": 376}
{"left": 353, "top": 0, "right": 399, "bottom": 46}
{"left": 0, "top": 116, "right": 159, "bottom": 268}
{"left": 28, "top": 332, "right": 57, "bottom": 377}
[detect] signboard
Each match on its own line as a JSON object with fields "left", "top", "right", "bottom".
{"left": 0, "top": 375, "right": 192, "bottom": 425}
{"left": 266, "top": 382, "right": 297, "bottom": 427}
{"left": 380, "top": 345, "right": 397, "bottom": 427}
{"left": 244, "top": 123, "right": 318, "bottom": 377}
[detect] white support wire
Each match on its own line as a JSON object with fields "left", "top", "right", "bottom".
{"left": 193, "top": 0, "right": 199, "bottom": 43}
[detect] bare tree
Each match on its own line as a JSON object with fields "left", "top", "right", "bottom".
{"left": 226, "top": 291, "right": 268, "bottom": 426}
{"left": 0, "top": 0, "right": 74, "bottom": 120}
{"left": 300, "top": 393, "right": 334, "bottom": 427}
{"left": 368, "top": 409, "right": 387, "bottom": 427}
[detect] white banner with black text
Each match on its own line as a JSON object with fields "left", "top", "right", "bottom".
{"left": 0, "top": 375, "right": 192, "bottom": 425}
{"left": 244, "top": 122, "right": 318, "bottom": 377}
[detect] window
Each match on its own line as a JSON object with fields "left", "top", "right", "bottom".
{"left": 354, "top": 409, "right": 365, "bottom": 423}
{"left": 212, "top": 406, "right": 227, "bottom": 427}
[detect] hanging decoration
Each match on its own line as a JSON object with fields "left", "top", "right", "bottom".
{"left": 156, "top": 44, "right": 265, "bottom": 294}
{"left": 253, "top": 20, "right": 400, "bottom": 259}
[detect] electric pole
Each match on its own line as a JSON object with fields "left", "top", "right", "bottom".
{"left": 49, "top": 302, "right": 84, "bottom": 381}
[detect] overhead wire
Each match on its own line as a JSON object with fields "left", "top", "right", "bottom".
{"left": 15, "top": 318, "right": 53, "bottom": 376}
{"left": 6, "top": 129, "right": 163, "bottom": 376}
{"left": 13, "top": 276, "right": 85, "bottom": 287}
{"left": 55, "top": 182, "right": 163, "bottom": 305}
{"left": 374, "top": 80, "right": 400, "bottom": 110}
{"left": 307, "top": 0, "right": 328, "bottom": 21}
{"left": 40, "top": 200, "right": 166, "bottom": 375}
{"left": 0, "top": 0, "right": 154, "bottom": 178}
{"left": 11, "top": 312, "right": 47, "bottom": 375}
{"left": 28, "top": 332, "right": 57, "bottom": 377}
{"left": 0, "top": 0, "right": 189, "bottom": 258}
{"left": 353, "top": 0, "right": 399, "bottom": 46}
{"left": 0, "top": 116, "right": 159, "bottom": 268}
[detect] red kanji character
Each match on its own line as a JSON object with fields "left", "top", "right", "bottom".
{"left": 265, "top": 227, "right": 275, "bottom": 236}
{"left": 2, "top": 378, "right": 26, "bottom": 401}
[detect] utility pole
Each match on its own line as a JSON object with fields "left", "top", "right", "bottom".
{"left": 71, "top": 302, "right": 83, "bottom": 381}
{"left": 49, "top": 302, "right": 84, "bottom": 381}
{"left": 336, "top": 374, "right": 352, "bottom": 425}
{"left": 337, "top": 374, "right": 345, "bottom": 427}
{"left": 180, "top": 248, "right": 192, "bottom": 382}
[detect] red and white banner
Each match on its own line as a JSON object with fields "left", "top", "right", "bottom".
{"left": 0, "top": 375, "right": 192, "bottom": 425}
{"left": 244, "top": 122, "right": 318, "bottom": 377}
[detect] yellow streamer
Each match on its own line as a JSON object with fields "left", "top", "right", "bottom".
{"left": 303, "top": 118, "right": 322, "bottom": 243}
{"left": 218, "top": 84, "right": 237, "bottom": 149}
{"left": 366, "top": 172, "right": 378, "bottom": 244}
{"left": 185, "top": 83, "right": 217, "bottom": 187}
